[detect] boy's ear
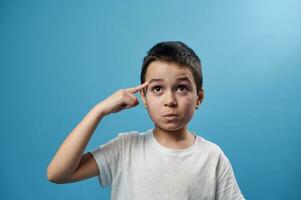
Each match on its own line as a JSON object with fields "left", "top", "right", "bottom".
{"left": 197, "top": 88, "right": 204, "bottom": 105}
{"left": 140, "top": 89, "right": 147, "bottom": 106}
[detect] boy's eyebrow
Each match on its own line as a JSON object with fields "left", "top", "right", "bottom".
{"left": 176, "top": 76, "right": 192, "bottom": 84}
{"left": 148, "top": 78, "right": 163, "bottom": 84}
{"left": 148, "top": 76, "right": 192, "bottom": 84}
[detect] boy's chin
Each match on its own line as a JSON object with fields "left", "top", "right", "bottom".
{"left": 154, "top": 123, "right": 187, "bottom": 132}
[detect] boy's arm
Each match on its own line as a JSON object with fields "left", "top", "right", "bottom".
{"left": 47, "top": 82, "right": 149, "bottom": 184}
{"left": 47, "top": 104, "right": 105, "bottom": 184}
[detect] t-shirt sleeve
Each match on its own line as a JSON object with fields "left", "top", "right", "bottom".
{"left": 89, "top": 133, "right": 124, "bottom": 187}
{"left": 215, "top": 150, "right": 245, "bottom": 200}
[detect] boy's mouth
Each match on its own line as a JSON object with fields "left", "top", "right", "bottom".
{"left": 163, "top": 114, "right": 178, "bottom": 121}
{"left": 163, "top": 113, "right": 178, "bottom": 117}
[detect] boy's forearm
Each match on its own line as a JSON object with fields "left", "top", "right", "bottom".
{"left": 47, "top": 103, "right": 105, "bottom": 181}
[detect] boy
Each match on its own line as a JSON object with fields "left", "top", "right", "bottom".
{"left": 47, "top": 41, "right": 245, "bottom": 200}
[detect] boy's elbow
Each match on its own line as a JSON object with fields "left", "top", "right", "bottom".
{"left": 47, "top": 169, "right": 60, "bottom": 184}
{"left": 47, "top": 166, "right": 67, "bottom": 184}
{"left": 47, "top": 174, "right": 67, "bottom": 184}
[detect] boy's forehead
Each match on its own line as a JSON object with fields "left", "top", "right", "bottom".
{"left": 145, "top": 61, "right": 194, "bottom": 82}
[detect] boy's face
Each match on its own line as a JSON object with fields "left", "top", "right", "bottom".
{"left": 140, "top": 61, "right": 204, "bottom": 132}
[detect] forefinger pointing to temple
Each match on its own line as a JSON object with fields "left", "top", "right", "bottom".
{"left": 127, "top": 81, "right": 149, "bottom": 94}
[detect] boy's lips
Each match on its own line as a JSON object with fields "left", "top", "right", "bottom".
{"left": 163, "top": 113, "right": 178, "bottom": 117}
{"left": 163, "top": 113, "right": 178, "bottom": 121}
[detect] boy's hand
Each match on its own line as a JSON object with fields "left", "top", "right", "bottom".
{"left": 97, "top": 82, "right": 149, "bottom": 116}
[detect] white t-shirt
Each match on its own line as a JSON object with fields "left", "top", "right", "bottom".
{"left": 90, "top": 129, "right": 245, "bottom": 200}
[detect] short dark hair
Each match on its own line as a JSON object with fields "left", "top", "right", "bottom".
{"left": 140, "top": 41, "right": 203, "bottom": 93}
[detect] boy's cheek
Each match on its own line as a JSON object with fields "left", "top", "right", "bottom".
{"left": 144, "top": 92, "right": 155, "bottom": 101}
{"left": 145, "top": 98, "right": 155, "bottom": 107}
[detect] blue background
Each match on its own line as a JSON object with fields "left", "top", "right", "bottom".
{"left": 1, "top": 0, "right": 300, "bottom": 199}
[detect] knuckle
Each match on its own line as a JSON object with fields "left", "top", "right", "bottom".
{"left": 120, "top": 89, "right": 127, "bottom": 97}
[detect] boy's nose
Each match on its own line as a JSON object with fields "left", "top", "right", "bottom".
{"left": 164, "top": 92, "right": 177, "bottom": 107}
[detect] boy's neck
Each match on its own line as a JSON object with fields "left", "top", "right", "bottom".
{"left": 153, "top": 126, "right": 196, "bottom": 149}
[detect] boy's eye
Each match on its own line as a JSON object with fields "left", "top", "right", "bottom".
{"left": 177, "top": 85, "right": 188, "bottom": 92}
{"left": 152, "top": 86, "right": 162, "bottom": 93}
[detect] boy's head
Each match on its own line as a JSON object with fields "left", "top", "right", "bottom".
{"left": 140, "top": 41, "right": 203, "bottom": 94}
{"left": 140, "top": 41, "right": 204, "bottom": 132}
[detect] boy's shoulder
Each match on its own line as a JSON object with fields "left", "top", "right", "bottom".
{"left": 196, "top": 134, "right": 232, "bottom": 165}
{"left": 114, "top": 130, "right": 141, "bottom": 145}
{"left": 196, "top": 134, "right": 223, "bottom": 152}
{"left": 116, "top": 130, "right": 140, "bottom": 140}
